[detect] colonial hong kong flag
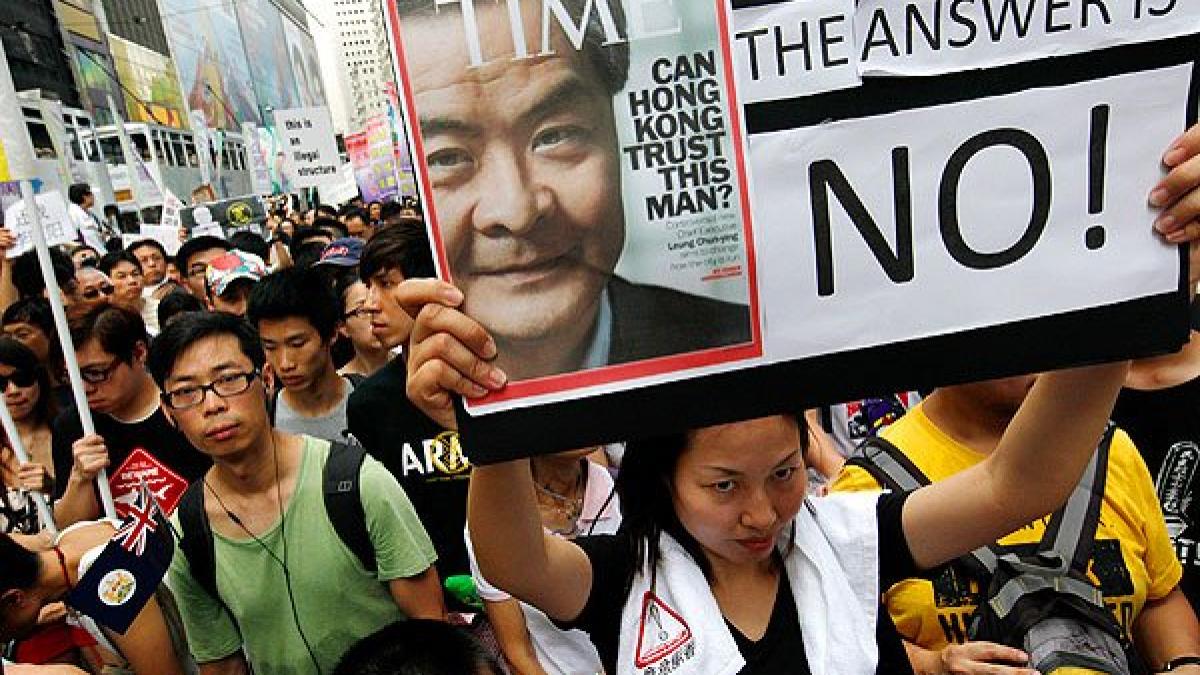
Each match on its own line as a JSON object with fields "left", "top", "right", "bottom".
{"left": 67, "top": 480, "right": 174, "bottom": 634}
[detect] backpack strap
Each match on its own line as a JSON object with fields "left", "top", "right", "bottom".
{"left": 267, "top": 387, "right": 281, "bottom": 426}
{"left": 176, "top": 479, "right": 239, "bottom": 630}
{"left": 177, "top": 480, "right": 218, "bottom": 599}
{"left": 323, "top": 441, "right": 376, "bottom": 574}
{"left": 849, "top": 436, "right": 1000, "bottom": 577}
{"left": 846, "top": 436, "right": 929, "bottom": 492}
{"left": 818, "top": 405, "right": 834, "bottom": 435}
{"left": 1038, "top": 423, "right": 1115, "bottom": 574}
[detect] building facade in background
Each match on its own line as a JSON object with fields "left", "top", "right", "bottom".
{"left": 312, "top": 0, "right": 394, "bottom": 135}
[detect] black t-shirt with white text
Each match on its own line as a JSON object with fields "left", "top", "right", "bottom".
{"left": 1113, "top": 377, "right": 1200, "bottom": 613}
{"left": 347, "top": 359, "right": 472, "bottom": 581}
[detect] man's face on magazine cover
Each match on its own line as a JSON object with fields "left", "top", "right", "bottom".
{"left": 406, "top": 5, "right": 625, "bottom": 366}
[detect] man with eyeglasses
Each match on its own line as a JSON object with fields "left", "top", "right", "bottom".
{"left": 150, "top": 311, "right": 444, "bottom": 675}
{"left": 51, "top": 304, "right": 209, "bottom": 527}
{"left": 175, "top": 236, "right": 231, "bottom": 300}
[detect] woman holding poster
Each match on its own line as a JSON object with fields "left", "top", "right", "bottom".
{"left": 398, "top": 122, "right": 1200, "bottom": 674}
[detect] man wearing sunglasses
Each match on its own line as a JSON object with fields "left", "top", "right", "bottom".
{"left": 51, "top": 304, "right": 210, "bottom": 527}
{"left": 74, "top": 267, "right": 114, "bottom": 312}
{"left": 149, "top": 311, "right": 443, "bottom": 675}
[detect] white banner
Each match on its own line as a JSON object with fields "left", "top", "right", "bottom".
{"left": 0, "top": 40, "right": 36, "bottom": 181}
{"left": 748, "top": 65, "right": 1183, "bottom": 362}
{"left": 5, "top": 191, "right": 77, "bottom": 258}
{"left": 242, "top": 122, "right": 274, "bottom": 195}
{"left": 273, "top": 106, "right": 340, "bottom": 188}
{"left": 857, "top": 0, "right": 1200, "bottom": 76}
{"left": 730, "top": 0, "right": 860, "bottom": 104}
{"left": 160, "top": 191, "right": 184, "bottom": 231}
{"left": 125, "top": 223, "right": 182, "bottom": 256}
{"left": 189, "top": 109, "right": 213, "bottom": 185}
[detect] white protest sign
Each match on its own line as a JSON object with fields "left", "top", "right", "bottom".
{"left": 242, "top": 122, "right": 274, "bottom": 195}
{"left": 4, "top": 191, "right": 77, "bottom": 258}
{"left": 134, "top": 224, "right": 182, "bottom": 256}
{"left": 856, "top": 0, "right": 1200, "bottom": 76}
{"left": 190, "top": 110, "right": 213, "bottom": 185}
{"left": 325, "top": 163, "right": 361, "bottom": 205}
{"left": 730, "top": 0, "right": 860, "bottom": 103}
{"left": 384, "top": 0, "right": 1193, "bottom": 460}
{"left": 0, "top": 40, "right": 36, "bottom": 181}
{"left": 749, "top": 64, "right": 1182, "bottom": 359}
{"left": 160, "top": 190, "right": 184, "bottom": 230}
{"left": 273, "top": 106, "right": 340, "bottom": 188}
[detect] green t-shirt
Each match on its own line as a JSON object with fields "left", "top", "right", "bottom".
{"left": 167, "top": 436, "right": 438, "bottom": 674}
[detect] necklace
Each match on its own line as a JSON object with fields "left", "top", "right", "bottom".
{"left": 533, "top": 460, "right": 587, "bottom": 537}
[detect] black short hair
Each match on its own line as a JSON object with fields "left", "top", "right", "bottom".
{"left": 315, "top": 204, "right": 338, "bottom": 219}
{"left": 68, "top": 303, "right": 148, "bottom": 364}
{"left": 148, "top": 311, "right": 264, "bottom": 389}
{"left": 2, "top": 297, "right": 56, "bottom": 339}
{"left": 291, "top": 226, "right": 333, "bottom": 253}
{"left": 394, "top": 0, "right": 629, "bottom": 95}
{"left": 67, "top": 183, "right": 92, "bottom": 205}
{"left": 359, "top": 220, "right": 436, "bottom": 282}
{"left": 176, "top": 236, "right": 232, "bottom": 276}
{"left": 291, "top": 241, "right": 328, "bottom": 270}
{"left": 157, "top": 290, "right": 205, "bottom": 329}
{"left": 97, "top": 250, "right": 142, "bottom": 277}
{"left": 333, "top": 620, "right": 503, "bottom": 675}
{"left": 13, "top": 247, "right": 76, "bottom": 299}
{"left": 246, "top": 267, "right": 340, "bottom": 341}
{"left": 127, "top": 238, "right": 168, "bottom": 260}
{"left": 228, "top": 231, "right": 270, "bottom": 263}
{"left": 379, "top": 201, "right": 405, "bottom": 222}
{"left": 0, "top": 297, "right": 63, "bottom": 372}
{"left": 318, "top": 219, "right": 349, "bottom": 240}
{"left": 342, "top": 207, "right": 369, "bottom": 224}
{"left": 103, "top": 204, "right": 119, "bottom": 217}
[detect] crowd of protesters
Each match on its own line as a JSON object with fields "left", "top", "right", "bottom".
{"left": 0, "top": 117, "right": 1199, "bottom": 675}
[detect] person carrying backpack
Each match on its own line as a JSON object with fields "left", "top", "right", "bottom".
{"left": 832, "top": 374, "right": 1200, "bottom": 675}
{"left": 148, "top": 312, "right": 445, "bottom": 675}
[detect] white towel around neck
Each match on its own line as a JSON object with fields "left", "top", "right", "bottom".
{"left": 616, "top": 492, "right": 883, "bottom": 675}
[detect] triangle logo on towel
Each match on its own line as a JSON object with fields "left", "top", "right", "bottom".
{"left": 634, "top": 591, "right": 692, "bottom": 668}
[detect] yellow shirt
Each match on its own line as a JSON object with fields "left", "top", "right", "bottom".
{"left": 830, "top": 403, "right": 1182, "bottom": 649}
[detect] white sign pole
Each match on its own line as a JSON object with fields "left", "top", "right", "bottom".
{"left": 0, "top": 394, "right": 57, "bottom": 535}
{"left": 19, "top": 179, "right": 117, "bottom": 520}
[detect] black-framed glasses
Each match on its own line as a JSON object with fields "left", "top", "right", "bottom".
{"left": 80, "top": 284, "right": 114, "bottom": 300}
{"left": 0, "top": 369, "right": 37, "bottom": 390}
{"left": 163, "top": 371, "right": 258, "bottom": 410}
{"left": 80, "top": 359, "right": 122, "bottom": 384}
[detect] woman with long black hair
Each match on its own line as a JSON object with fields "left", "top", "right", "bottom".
{"left": 0, "top": 337, "right": 57, "bottom": 535}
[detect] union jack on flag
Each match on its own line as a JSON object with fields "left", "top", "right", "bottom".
{"left": 112, "top": 480, "right": 162, "bottom": 556}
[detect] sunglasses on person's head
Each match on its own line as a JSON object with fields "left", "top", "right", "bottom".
{"left": 80, "top": 284, "right": 115, "bottom": 300}
{"left": 0, "top": 369, "right": 38, "bottom": 390}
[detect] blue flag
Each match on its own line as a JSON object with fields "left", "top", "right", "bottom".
{"left": 67, "top": 481, "right": 174, "bottom": 634}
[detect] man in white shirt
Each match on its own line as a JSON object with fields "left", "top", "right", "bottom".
{"left": 67, "top": 183, "right": 109, "bottom": 252}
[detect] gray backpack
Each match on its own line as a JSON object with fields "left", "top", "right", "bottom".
{"left": 847, "top": 423, "right": 1141, "bottom": 675}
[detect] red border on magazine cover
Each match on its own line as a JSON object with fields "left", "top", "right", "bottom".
{"left": 387, "top": 0, "right": 763, "bottom": 406}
